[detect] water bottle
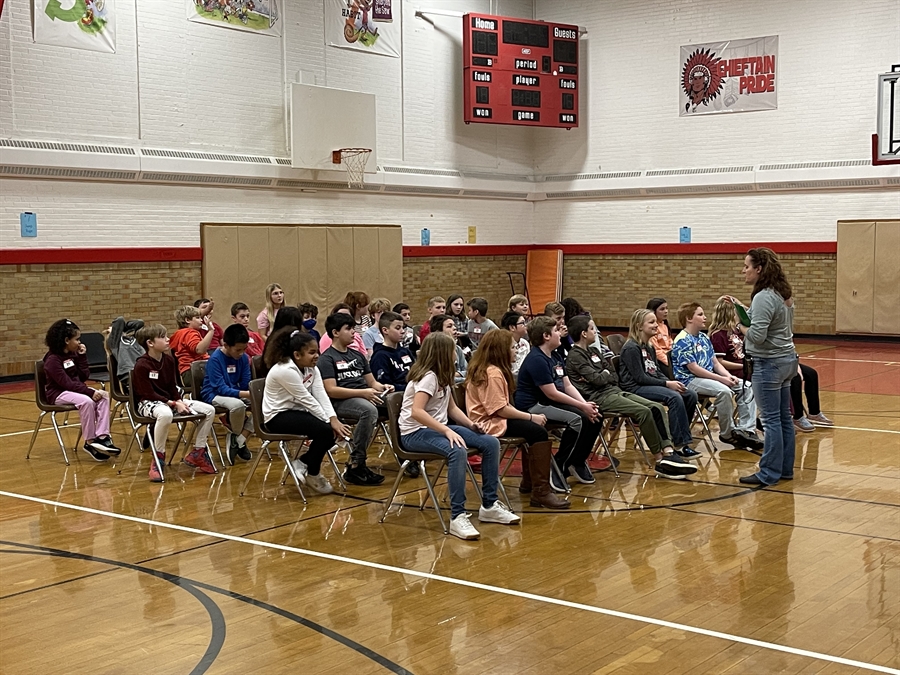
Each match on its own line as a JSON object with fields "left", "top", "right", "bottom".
{"left": 420, "top": 228, "right": 430, "bottom": 246}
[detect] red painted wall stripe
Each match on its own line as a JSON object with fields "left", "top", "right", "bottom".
{"left": 403, "top": 242, "right": 836, "bottom": 257}
{"left": 0, "top": 247, "right": 204, "bottom": 265}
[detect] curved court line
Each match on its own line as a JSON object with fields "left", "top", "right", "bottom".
{"left": 1, "top": 546, "right": 225, "bottom": 675}
{"left": 1, "top": 491, "right": 897, "bottom": 674}
{"left": 0, "top": 543, "right": 414, "bottom": 675}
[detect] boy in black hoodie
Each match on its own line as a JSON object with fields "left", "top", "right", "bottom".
{"left": 370, "top": 311, "right": 414, "bottom": 392}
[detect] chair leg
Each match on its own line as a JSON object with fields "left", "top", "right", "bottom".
{"left": 26, "top": 412, "right": 47, "bottom": 461}
{"left": 380, "top": 460, "right": 409, "bottom": 522}
{"left": 592, "top": 430, "right": 620, "bottom": 477}
{"left": 465, "top": 461, "right": 483, "bottom": 502}
{"left": 499, "top": 443, "right": 521, "bottom": 480}
{"left": 50, "top": 412, "right": 71, "bottom": 465}
{"left": 209, "top": 427, "right": 227, "bottom": 469}
{"left": 279, "top": 441, "right": 307, "bottom": 503}
{"left": 421, "top": 462, "right": 446, "bottom": 511}
{"left": 239, "top": 438, "right": 268, "bottom": 497}
{"left": 326, "top": 445, "right": 347, "bottom": 491}
{"left": 694, "top": 407, "right": 718, "bottom": 454}
{"left": 625, "top": 418, "right": 654, "bottom": 468}
{"left": 147, "top": 427, "right": 167, "bottom": 482}
{"left": 550, "top": 454, "right": 571, "bottom": 493}
{"left": 420, "top": 461, "right": 448, "bottom": 534}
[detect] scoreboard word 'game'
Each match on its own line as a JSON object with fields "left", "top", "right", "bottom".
{"left": 462, "top": 13, "right": 580, "bottom": 129}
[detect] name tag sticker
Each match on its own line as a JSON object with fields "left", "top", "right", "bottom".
{"left": 641, "top": 349, "right": 648, "bottom": 358}
{"left": 248, "top": 338, "right": 255, "bottom": 344}
{"left": 226, "top": 365, "right": 236, "bottom": 374}
{"left": 149, "top": 371, "right": 159, "bottom": 380}
{"left": 336, "top": 361, "right": 350, "bottom": 370}
{"left": 590, "top": 354, "right": 601, "bottom": 363}
{"left": 473, "top": 326, "right": 482, "bottom": 334}
{"left": 401, "top": 355, "right": 412, "bottom": 364}
{"left": 63, "top": 359, "right": 74, "bottom": 369}
{"left": 554, "top": 366, "right": 564, "bottom": 377}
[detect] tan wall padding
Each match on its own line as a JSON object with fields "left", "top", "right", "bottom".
{"left": 873, "top": 221, "right": 900, "bottom": 335}
{"left": 835, "top": 221, "right": 875, "bottom": 334}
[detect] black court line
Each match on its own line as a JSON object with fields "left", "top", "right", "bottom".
{"left": 0, "top": 541, "right": 414, "bottom": 675}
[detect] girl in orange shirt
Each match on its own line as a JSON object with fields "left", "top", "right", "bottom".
{"left": 647, "top": 297, "right": 673, "bottom": 367}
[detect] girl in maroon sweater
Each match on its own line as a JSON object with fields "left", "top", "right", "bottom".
{"left": 43, "top": 319, "right": 119, "bottom": 461}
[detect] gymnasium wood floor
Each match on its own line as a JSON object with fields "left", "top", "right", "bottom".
{"left": 1, "top": 340, "right": 898, "bottom": 675}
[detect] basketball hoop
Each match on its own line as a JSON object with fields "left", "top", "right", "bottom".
{"left": 332, "top": 148, "right": 372, "bottom": 188}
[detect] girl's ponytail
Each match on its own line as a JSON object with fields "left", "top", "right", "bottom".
{"left": 264, "top": 327, "right": 315, "bottom": 369}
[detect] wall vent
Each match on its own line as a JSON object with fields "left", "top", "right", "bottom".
{"left": 644, "top": 184, "right": 755, "bottom": 195}
{"left": 382, "top": 166, "right": 461, "bottom": 177}
{"left": 274, "top": 158, "right": 293, "bottom": 165}
{"left": 0, "top": 165, "right": 138, "bottom": 180}
{"left": 757, "top": 179, "right": 883, "bottom": 190}
{"left": 758, "top": 160, "right": 871, "bottom": 170}
{"left": 0, "top": 139, "right": 135, "bottom": 155}
{"left": 886, "top": 177, "right": 900, "bottom": 185}
{"left": 461, "top": 170, "right": 532, "bottom": 182}
{"left": 545, "top": 188, "right": 644, "bottom": 198}
{"left": 141, "top": 149, "right": 273, "bottom": 164}
{"left": 544, "top": 171, "right": 642, "bottom": 182}
{"left": 646, "top": 166, "right": 754, "bottom": 176}
{"left": 141, "top": 172, "right": 272, "bottom": 186}
{"left": 383, "top": 185, "right": 462, "bottom": 195}
{"left": 460, "top": 189, "right": 530, "bottom": 199}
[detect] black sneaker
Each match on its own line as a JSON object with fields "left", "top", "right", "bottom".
{"left": 344, "top": 463, "right": 385, "bottom": 486}
{"left": 656, "top": 457, "right": 697, "bottom": 479}
{"left": 549, "top": 460, "right": 568, "bottom": 493}
{"left": 735, "top": 429, "right": 764, "bottom": 451}
{"left": 236, "top": 444, "right": 252, "bottom": 462}
{"left": 718, "top": 433, "right": 742, "bottom": 448}
{"left": 675, "top": 446, "right": 702, "bottom": 459}
{"left": 97, "top": 436, "right": 122, "bottom": 456}
{"left": 404, "top": 462, "right": 420, "bottom": 478}
{"left": 227, "top": 433, "right": 240, "bottom": 464}
{"left": 568, "top": 462, "right": 595, "bottom": 484}
{"left": 83, "top": 443, "right": 111, "bottom": 461}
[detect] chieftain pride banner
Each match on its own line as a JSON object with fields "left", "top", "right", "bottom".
{"left": 187, "top": 0, "right": 281, "bottom": 37}
{"left": 325, "top": 0, "right": 400, "bottom": 58}
{"left": 34, "top": 0, "right": 116, "bottom": 53}
{"left": 680, "top": 36, "right": 778, "bottom": 115}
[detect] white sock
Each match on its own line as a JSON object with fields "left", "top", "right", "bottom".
{"left": 236, "top": 433, "right": 247, "bottom": 446}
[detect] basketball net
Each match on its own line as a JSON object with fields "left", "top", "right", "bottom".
{"left": 332, "top": 148, "right": 372, "bottom": 188}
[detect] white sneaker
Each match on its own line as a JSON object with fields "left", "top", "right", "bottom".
{"left": 449, "top": 513, "right": 480, "bottom": 540}
{"left": 478, "top": 500, "right": 521, "bottom": 525}
{"left": 306, "top": 473, "right": 334, "bottom": 494}
{"left": 290, "top": 459, "right": 308, "bottom": 484}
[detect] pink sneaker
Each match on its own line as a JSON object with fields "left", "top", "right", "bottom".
{"left": 184, "top": 447, "right": 217, "bottom": 474}
{"left": 149, "top": 462, "right": 163, "bottom": 482}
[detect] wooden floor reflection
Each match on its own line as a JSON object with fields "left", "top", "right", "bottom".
{"left": 1, "top": 342, "right": 898, "bottom": 674}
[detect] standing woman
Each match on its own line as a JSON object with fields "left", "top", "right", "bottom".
{"left": 736, "top": 248, "right": 798, "bottom": 486}
{"left": 465, "top": 329, "right": 570, "bottom": 509}
{"left": 257, "top": 283, "right": 285, "bottom": 340}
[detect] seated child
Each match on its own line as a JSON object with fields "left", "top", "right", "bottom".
{"left": 392, "top": 302, "right": 418, "bottom": 355}
{"left": 262, "top": 328, "right": 353, "bottom": 495}
{"left": 429, "top": 314, "right": 468, "bottom": 383}
{"left": 501, "top": 311, "right": 530, "bottom": 375}
{"left": 169, "top": 305, "right": 213, "bottom": 388}
{"left": 318, "top": 313, "right": 391, "bottom": 486}
{"left": 399, "top": 332, "right": 519, "bottom": 540}
{"left": 43, "top": 319, "right": 120, "bottom": 461}
{"left": 230, "top": 302, "right": 265, "bottom": 358}
{"left": 418, "top": 296, "right": 446, "bottom": 342}
{"left": 514, "top": 316, "right": 603, "bottom": 491}
{"left": 362, "top": 298, "right": 393, "bottom": 357}
{"left": 508, "top": 294, "right": 529, "bottom": 316}
{"left": 566, "top": 316, "right": 697, "bottom": 479}
{"left": 671, "top": 302, "right": 762, "bottom": 450}
{"left": 544, "top": 301, "right": 571, "bottom": 362}
{"left": 257, "top": 283, "right": 285, "bottom": 340}
{"left": 133, "top": 324, "right": 217, "bottom": 482}
{"left": 319, "top": 303, "right": 367, "bottom": 354}
{"left": 194, "top": 298, "right": 223, "bottom": 351}
{"left": 201, "top": 323, "right": 254, "bottom": 463}
{"left": 298, "top": 302, "right": 321, "bottom": 343}
{"left": 466, "top": 297, "right": 498, "bottom": 348}
{"left": 370, "top": 311, "right": 415, "bottom": 392}
{"left": 345, "top": 291, "right": 372, "bottom": 334}
{"left": 647, "top": 298, "right": 674, "bottom": 372}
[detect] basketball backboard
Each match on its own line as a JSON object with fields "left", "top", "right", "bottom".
{"left": 290, "top": 83, "right": 378, "bottom": 173}
{"left": 874, "top": 65, "right": 900, "bottom": 165}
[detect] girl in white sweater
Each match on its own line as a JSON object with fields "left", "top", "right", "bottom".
{"left": 262, "top": 328, "right": 352, "bottom": 494}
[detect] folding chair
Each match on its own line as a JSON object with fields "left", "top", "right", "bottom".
{"left": 605, "top": 334, "right": 626, "bottom": 356}
{"left": 189, "top": 361, "right": 230, "bottom": 467}
{"left": 117, "top": 372, "right": 209, "bottom": 481}
{"left": 79, "top": 332, "right": 111, "bottom": 389}
{"left": 380, "top": 391, "right": 452, "bottom": 534}
{"left": 692, "top": 394, "right": 721, "bottom": 454}
{"left": 26, "top": 361, "right": 83, "bottom": 465}
{"left": 250, "top": 355, "right": 268, "bottom": 380}
{"left": 242, "top": 379, "right": 308, "bottom": 502}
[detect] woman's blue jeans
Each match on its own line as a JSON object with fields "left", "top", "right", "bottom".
{"left": 401, "top": 425, "right": 500, "bottom": 518}
{"left": 751, "top": 353, "right": 799, "bottom": 484}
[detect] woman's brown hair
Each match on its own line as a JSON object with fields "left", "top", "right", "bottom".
{"left": 407, "top": 332, "right": 456, "bottom": 388}
{"left": 747, "top": 247, "right": 792, "bottom": 300}
{"left": 465, "top": 329, "right": 515, "bottom": 395}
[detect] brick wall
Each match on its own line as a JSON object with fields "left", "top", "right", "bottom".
{"left": 1, "top": 262, "right": 201, "bottom": 377}
{"left": 563, "top": 253, "right": 836, "bottom": 334}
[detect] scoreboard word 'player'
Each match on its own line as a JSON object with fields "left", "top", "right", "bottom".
{"left": 462, "top": 13, "right": 580, "bottom": 129}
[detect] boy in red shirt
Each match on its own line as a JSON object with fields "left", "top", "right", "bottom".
{"left": 230, "top": 302, "right": 265, "bottom": 358}
{"left": 169, "top": 305, "right": 213, "bottom": 388}
{"left": 194, "top": 298, "right": 224, "bottom": 351}
{"left": 133, "top": 324, "right": 217, "bottom": 482}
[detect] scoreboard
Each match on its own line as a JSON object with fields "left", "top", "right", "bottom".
{"left": 462, "top": 13, "right": 579, "bottom": 129}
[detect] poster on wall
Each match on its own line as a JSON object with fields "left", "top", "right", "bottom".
{"left": 680, "top": 36, "right": 778, "bottom": 115}
{"left": 186, "top": 0, "right": 281, "bottom": 37}
{"left": 33, "top": 0, "right": 116, "bottom": 53}
{"left": 325, "top": 0, "right": 400, "bottom": 58}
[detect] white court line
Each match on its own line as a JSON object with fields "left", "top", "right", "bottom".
{"left": 1, "top": 491, "right": 897, "bottom": 675}
{"left": 828, "top": 425, "right": 900, "bottom": 435}
{"left": 802, "top": 356, "right": 900, "bottom": 365}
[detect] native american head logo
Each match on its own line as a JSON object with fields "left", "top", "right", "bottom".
{"left": 682, "top": 48, "right": 723, "bottom": 112}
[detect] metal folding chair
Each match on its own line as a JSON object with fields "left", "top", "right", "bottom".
{"left": 80, "top": 332, "right": 111, "bottom": 389}
{"left": 26, "top": 361, "right": 83, "bottom": 465}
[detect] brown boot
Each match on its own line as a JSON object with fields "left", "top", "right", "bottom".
{"left": 518, "top": 445, "right": 532, "bottom": 493}
{"left": 528, "top": 441, "right": 570, "bottom": 509}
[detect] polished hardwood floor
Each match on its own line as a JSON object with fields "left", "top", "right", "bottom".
{"left": 1, "top": 341, "right": 898, "bottom": 674}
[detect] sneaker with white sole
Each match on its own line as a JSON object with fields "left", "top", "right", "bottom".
{"left": 306, "top": 473, "right": 333, "bottom": 494}
{"left": 567, "top": 462, "right": 595, "bottom": 484}
{"left": 449, "top": 513, "right": 480, "bottom": 540}
{"left": 478, "top": 500, "right": 521, "bottom": 525}
{"left": 97, "top": 436, "right": 121, "bottom": 456}
{"left": 793, "top": 416, "right": 815, "bottom": 433}
{"left": 549, "top": 462, "right": 569, "bottom": 493}
{"left": 82, "top": 443, "right": 111, "bottom": 461}
{"left": 290, "top": 458, "right": 309, "bottom": 484}
{"left": 656, "top": 456, "right": 698, "bottom": 479}
{"left": 808, "top": 412, "right": 833, "bottom": 426}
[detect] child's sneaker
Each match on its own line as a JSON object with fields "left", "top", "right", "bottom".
{"left": 184, "top": 447, "right": 217, "bottom": 474}
{"left": 83, "top": 443, "right": 111, "bottom": 462}
{"left": 306, "top": 473, "right": 334, "bottom": 495}
{"left": 97, "top": 436, "right": 121, "bottom": 456}
{"left": 478, "top": 500, "right": 521, "bottom": 525}
{"left": 344, "top": 463, "right": 385, "bottom": 486}
{"left": 290, "top": 458, "right": 309, "bottom": 484}
{"left": 793, "top": 416, "right": 815, "bottom": 433}
{"left": 449, "top": 513, "right": 480, "bottom": 540}
{"left": 236, "top": 442, "right": 252, "bottom": 462}
{"left": 148, "top": 462, "right": 163, "bottom": 482}
{"left": 808, "top": 412, "right": 833, "bottom": 426}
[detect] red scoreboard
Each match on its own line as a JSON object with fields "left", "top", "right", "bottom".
{"left": 462, "top": 13, "right": 579, "bottom": 129}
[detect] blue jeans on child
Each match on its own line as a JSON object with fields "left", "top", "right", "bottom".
{"left": 401, "top": 425, "right": 500, "bottom": 519}
{"left": 751, "top": 353, "right": 799, "bottom": 484}
{"left": 631, "top": 385, "right": 698, "bottom": 447}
